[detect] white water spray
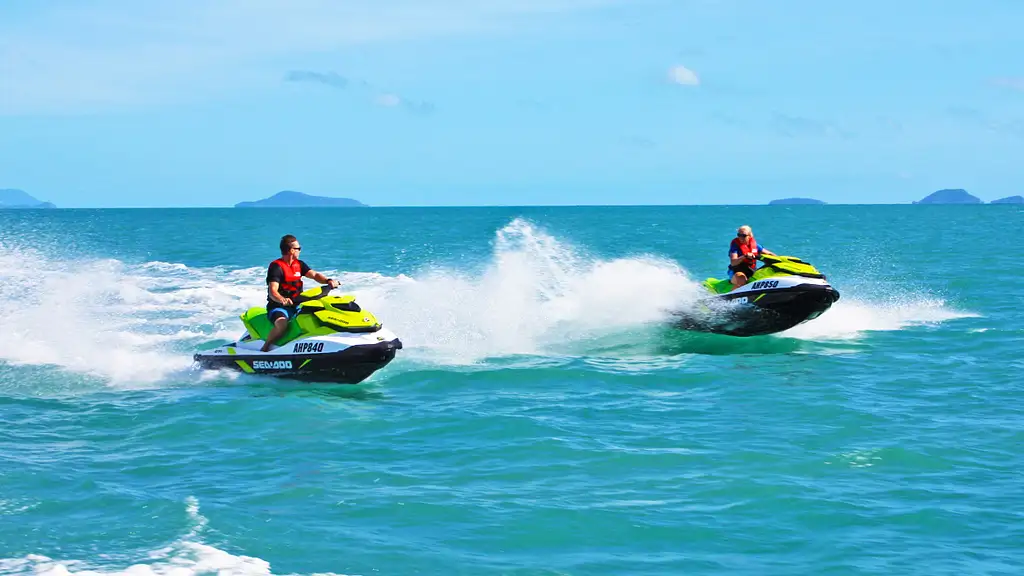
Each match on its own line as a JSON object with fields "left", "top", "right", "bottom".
{"left": 0, "top": 219, "right": 976, "bottom": 385}
{"left": 342, "top": 218, "right": 703, "bottom": 363}
{"left": 780, "top": 294, "right": 978, "bottom": 340}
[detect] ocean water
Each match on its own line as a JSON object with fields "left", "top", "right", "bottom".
{"left": 0, "top": 205, "right": 1021, "bottom": 575}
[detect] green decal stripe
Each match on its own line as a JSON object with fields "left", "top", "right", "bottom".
{"left": 235, "top": 360, "right": 255, "bottom": 374}
{"left": 299, "top": 359, "right": 312, "bottom": 369}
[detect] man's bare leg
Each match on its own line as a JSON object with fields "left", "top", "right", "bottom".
{"left": 261, "top": 316, "right": 290, "bottom": 352}
{"left": 730, "top": 272, "right": 748, "bottom": 291}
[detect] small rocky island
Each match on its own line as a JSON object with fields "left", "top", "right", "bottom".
{"left": 913, "top": 189, "right": 982, "bottom": 204}
{"left": 991, "top": 195, "right": 1023, "bottom": 204}
{"left": 235, "top": 190, "right": 368, "bottom": 208}
{"left": 0, "top": 189, "right": 56, "bottom": 209}
{"left": 768, "top": 197, "right": 826, "bottom": 205}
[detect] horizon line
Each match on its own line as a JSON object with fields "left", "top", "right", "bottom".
{"left": 3, "top": 202, "right": 1019, "bottom": 210}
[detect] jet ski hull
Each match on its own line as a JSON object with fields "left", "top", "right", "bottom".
{"left": 672, "top": 276, "right": 840, "bottom": 337}
{"left": 193, "top": 332, "right": 403, "bottom": 384}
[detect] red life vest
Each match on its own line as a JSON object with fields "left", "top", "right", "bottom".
{"left": 730, "top": 235, "right": 759, "bottom": 269}
{"left": 271, "top": 258, "right": 304, "bottom": 300}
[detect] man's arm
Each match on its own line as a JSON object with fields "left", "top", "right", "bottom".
{"left": 266, "top": 265, "right": 293, "bottom": 305}
{"left": 305, "top": 269, "right": 339, "bottom": 288}
{"left": 268, "top": 281, "right": 292, "bottom": 305}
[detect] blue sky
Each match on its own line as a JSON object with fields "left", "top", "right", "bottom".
{"left": 1, "top": 0, "right": 1023, "bottom": 207}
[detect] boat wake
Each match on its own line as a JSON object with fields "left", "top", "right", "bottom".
{"left": 0, "top": 497, "right": 351, "bottom": 576}
{"left": 0, "top": 219, "right": 976, "bottom": 387}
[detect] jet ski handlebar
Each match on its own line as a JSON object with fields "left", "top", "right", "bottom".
{"left": 292, "top": 284, "right": 337, "bottom": 304}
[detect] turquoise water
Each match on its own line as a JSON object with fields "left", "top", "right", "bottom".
{"left": 1, "top": 205, "right": 1021, "bottom": 575}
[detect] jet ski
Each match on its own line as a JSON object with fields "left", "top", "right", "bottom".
{"left": 670, "top": 254, "right": 840, "bottom": 337}
{"left": 193, "top": 285, "right": 402, "bottom": 384}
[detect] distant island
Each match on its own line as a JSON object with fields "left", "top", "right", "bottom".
{"left": 991, "top": 195, "right": 1023, "bottom": 204}
{"left": 235, "top": 190, "right": 367, "bottom": 208}
{"left": 913, "top": 189, "right": 982, "bottom": 204}
{"left": 0, "top": 189, "right": 56, "bottom": 209}
{"left": 769, "top": 197, "right": 826, "bottom": 205}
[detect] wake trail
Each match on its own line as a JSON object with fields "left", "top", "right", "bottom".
{"left": 0, "top": 497, "right": 353, "bottom": 576}
{"left": 780, "top": 294, "right": 978, "bottom": 340}
{"left": 0, "top": 219, "right": 977, "bottom": 387}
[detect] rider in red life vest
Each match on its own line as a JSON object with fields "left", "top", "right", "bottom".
{"left": 262, "top": 234, "right": 340, "bottom": 352}
{"left": 728, "top": 225, "right": 774, "bottom": 290}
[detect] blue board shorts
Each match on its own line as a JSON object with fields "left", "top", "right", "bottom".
{"left": 267, "top": 303, "right": 299, "bottom": 322}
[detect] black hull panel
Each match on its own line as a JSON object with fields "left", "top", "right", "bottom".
{"left": 193, "top": 339, "right": 402, "bottom": 384}
{"left": 672, "top": 285, "right": 840, "bottom": 337}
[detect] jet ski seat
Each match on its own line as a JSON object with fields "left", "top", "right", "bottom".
{"left": 238, "top": 292, "right": 383, "bottom": 345}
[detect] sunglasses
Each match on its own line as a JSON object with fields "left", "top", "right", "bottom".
{"left": 291, "top": 246, "right": 302, "bottom": 250}
{"left": 737, "top": 233, "right": 748, "bottom": 237}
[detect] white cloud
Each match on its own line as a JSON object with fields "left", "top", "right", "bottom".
{"left": 668, "top": 65, "right": 700, "bottom": 86}
{"left": 0, "top": 0, "right": 624, "bottom": 115}
{"left": 375, "top": 94, "right": 403, "bottom": 108}
{"left": 285, "top": 69, "right": 436, "bottom": 115}
{"left": 992, "top": 77, "right": 1024, "bottom": 92}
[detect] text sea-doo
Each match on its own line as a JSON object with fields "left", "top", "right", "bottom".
{"left": 671, "top": 254, "right": 840, "bottom": 337}
{"left": 193, "top": 285, "right": 402, "bottom": 383}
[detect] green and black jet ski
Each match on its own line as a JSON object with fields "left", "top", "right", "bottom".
{"left": 670, "top": 254, "right": 840, "bottom": 337}
{"left": 193, "top": 285, "right": 402, "bottom": 383}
